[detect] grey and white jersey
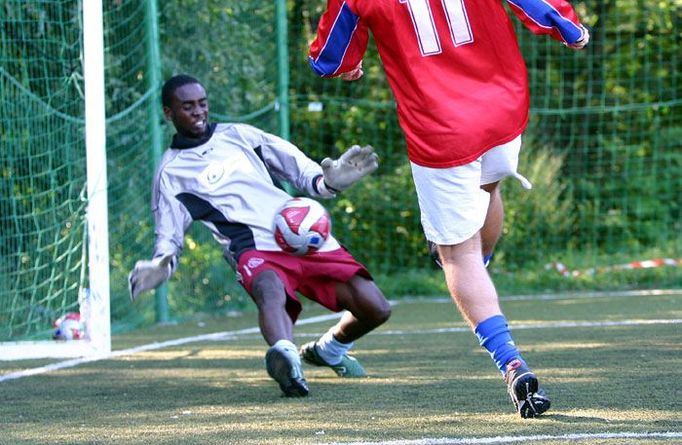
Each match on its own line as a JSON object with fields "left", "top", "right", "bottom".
{"left": 151, "top": 123, "right": 340, "bottom": 268}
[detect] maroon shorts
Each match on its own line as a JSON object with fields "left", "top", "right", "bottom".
{"left": 236, "top": 248, "right": 371, "bottom": 322}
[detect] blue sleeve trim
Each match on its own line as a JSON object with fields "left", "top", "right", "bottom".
{"left": 309, "top": 3, "right": 360, "bottom": 76}
{"left": 508, "top": 0, "right": 583, "bottom": 42}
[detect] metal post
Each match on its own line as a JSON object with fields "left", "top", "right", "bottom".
{"left": 145, "top": 0, "right": 169, "bottom": 323}
{"left": 275, "top": 0, "right": 290, "bottom": 140}
{"left": 83, "top": 0, "right": 112, "bottom": 353}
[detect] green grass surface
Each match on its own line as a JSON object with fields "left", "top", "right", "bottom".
{"left": 1, "top": 290, "right": 681, "bottom": 444}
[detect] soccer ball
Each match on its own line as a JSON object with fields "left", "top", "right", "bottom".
{"left": 273, "top": 197, "right": 331, "bottom": 255}
{"left": 53, "top": 312, "right": 85, "bottom": 341}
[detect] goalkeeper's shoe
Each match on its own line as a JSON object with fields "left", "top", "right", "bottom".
{"left": 299, "top": 342, "right": 367, "bottom": 378}
{"left": 265, "top": 344, "right": 309, "bottom": 397}
{"left": 504, "top": 359, "right": 551, "bottom": 418}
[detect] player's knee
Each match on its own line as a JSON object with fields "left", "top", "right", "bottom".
{"left": 251, "top": 270, "right": 286, "bottom": 307}
{"left": 375, "top": 301, "right": 392, "bottom": 326}
{"left": 368, "top": 292, "right": 391, "bottom": 327}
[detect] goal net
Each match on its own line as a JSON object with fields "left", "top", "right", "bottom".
{"left": 1, "top": 0, "right": 679, "bottom": 360}
{"left": 0, "top": 0, "right": 110, "bottom": 358}
{"left": 1, "top": 0, "right": 283, "bottom": 358}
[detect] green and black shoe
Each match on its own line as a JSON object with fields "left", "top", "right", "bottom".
{"left": 299, "top": 341, "right": 367, "bottom": 378}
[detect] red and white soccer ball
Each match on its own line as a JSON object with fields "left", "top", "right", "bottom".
{"left": 53, "top": 312, "right": 85, "bottom": 341}
{"left": 273, "top": 197, "right": 331, "bottom": 256}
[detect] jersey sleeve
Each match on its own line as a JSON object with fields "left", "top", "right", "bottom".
{"left": 254, "top": 128, "right": 334, "bottom": 198}
{"left": 505, "top": 0, "right": 586, "bottom": 44}
{"left": 308, "top": 0, "right": 369, "bottom": 77}
{"left": 151, "top": 168, "right": 192, "bottom": 273}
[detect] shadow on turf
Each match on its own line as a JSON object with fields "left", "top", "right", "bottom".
{"left": 541, "top": 414, "right": 612, "bottom": 423}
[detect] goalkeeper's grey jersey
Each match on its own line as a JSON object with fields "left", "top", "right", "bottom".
{"left": 151, "top": 123, "right": 340, "bottom": 266}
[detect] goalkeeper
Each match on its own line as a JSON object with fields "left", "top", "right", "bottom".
{"left": 128, "top": 74, "right": 391, "bottom": 398}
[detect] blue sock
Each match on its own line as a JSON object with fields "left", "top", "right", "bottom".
{"left": 483, "top": 253, "right": 493, "bottom": 267}
{"left": 475, "top": 314, "right": 523, "bottom": 375}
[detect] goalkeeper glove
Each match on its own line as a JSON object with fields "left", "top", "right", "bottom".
{"left": 321, "top": 145, "right": 379, "bottom": 192}
{"left": 128, "top": 254, "right": 173, "bottom": 301}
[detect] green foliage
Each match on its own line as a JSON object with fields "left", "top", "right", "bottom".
{"left": 327, "top": 163, "right": 425, "bottom": 273}
{"left": 1, "top": 0, "right": 680, "bottom": 338}
{"left": 169, "top": 228, "right": 251, "bottom": 317}
{"left": 159, "top": 0, "right": 277, "bottom": 125}
{"left": 499, "top": 140, "right": 575, "bottom": 266}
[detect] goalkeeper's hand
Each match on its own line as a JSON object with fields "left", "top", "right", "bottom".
{"left": 566, "top": 25, "right": 590, "bottom": 50}
{"left": 321, "top": 145, "right": 379, "bottom": 192}
{"left": 128, "top": 254, "right": 173, "bottom": 302}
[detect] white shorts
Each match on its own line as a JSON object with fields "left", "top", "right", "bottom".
{"left": 411, "top": 136, "right": 531, "bottom": 245}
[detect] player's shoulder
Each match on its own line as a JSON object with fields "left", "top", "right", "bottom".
{"left": 214, "top": 122, "right": 285, "bottom": 150}
{"left": 214, "top": 122, "right": 263, "bottom": 137}
{"left": 158, "top": 147, "right": 180, "bottom": 169}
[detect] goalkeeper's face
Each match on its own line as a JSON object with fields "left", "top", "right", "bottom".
{"left": 164, "top": 82, "right": 209, "bottom": 138}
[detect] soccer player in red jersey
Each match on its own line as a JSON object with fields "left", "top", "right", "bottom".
{"left": 309, "top": 0, "right": 590, "bottom": 418}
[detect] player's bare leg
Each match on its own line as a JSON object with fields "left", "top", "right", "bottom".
{"left": 250, "top": 270, "right": 293, "bottom": 345}
{"left": 333, "top": 275, "right": 391, "bottom": 342}
{"left": 437, "top": 234, "right": 550, "bottom": 418}
{"left": 437, "top": 233, "right": 500, "bottom": 327}
{"left": 480, "top": 182, "right": 503, "bottom": 261}
{"left": 251, "top": 270, "right": 308, "bottom": 397}
{"left": 300, "top": 275, "right": 390, "bottom": 377}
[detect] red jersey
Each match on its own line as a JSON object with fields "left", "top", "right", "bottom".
{"left": 309, "top": 0, "right": 585, "bottom": 167}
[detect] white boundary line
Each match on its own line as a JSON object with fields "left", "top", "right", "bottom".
{"left": 409, "top": 288, "right": 682, "bottom": 304}
{"left": 1, "top": 290, "right": 680, "bottom": 383}
{"left": 291, "top": 318, "right": 682, "bottom": 338}
{"left": 2, "top": 315, "right": 679, "bottom": 382}
{"left": 313, "top": 431, "right": 682, "bottom": 445}
{"left": 0, "top": 313, "right": 342, "bottom": 383}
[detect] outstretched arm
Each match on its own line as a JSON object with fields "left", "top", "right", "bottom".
{"left": 128, "top": 254, "right": 174, "bottom": 301}
{"left": 308, "top": 0, "right": 369, "bottom": 78}
{"left": 254, "top": 126, "right": 378, "bottom": 198}
{"left": 128, "top": 175, "right": 190, "bottom": 301}
{"left": 506, "top": 0, "right": 590, "bottom": 48}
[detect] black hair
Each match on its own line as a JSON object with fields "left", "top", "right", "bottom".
{"left": 161, "top": 74, "right": 203, "bottom": 107}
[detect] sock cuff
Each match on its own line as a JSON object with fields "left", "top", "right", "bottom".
{"left": 474, "top": 314, "right": 510, "bottom": 347}
{"left": 319, "top": 330, "right": 336, "bottom": 346}
{"left": 330, "top": 332, "right": 353, "bottom": 348}
{"left": 316, "top": 330, "right": 353, "bottom": 365}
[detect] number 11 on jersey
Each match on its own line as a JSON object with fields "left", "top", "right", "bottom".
{"left": 399, "top": 0, "right": 474, "bottom": 56}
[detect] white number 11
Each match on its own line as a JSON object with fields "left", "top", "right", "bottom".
{"left": 399, "top": 0, "right": 474, "bottom": 56}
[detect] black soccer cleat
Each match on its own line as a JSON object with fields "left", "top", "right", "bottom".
{"left": 265, "top": 345, "right": 309, "bottom": 397}
{"left": 504, "top": 359, "right": 551, "bottom": 418}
